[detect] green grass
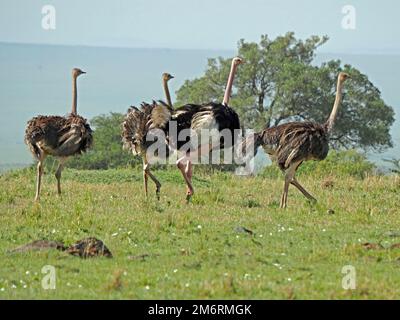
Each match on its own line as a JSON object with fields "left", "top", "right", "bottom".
{"left": 1, "top": 165, "right": 400, "bottom": 299}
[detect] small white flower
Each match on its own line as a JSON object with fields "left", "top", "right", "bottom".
{"left": 287, "top": 278, "right": 292, "bottom": 282}
{"left": 123, "top": 271, "right": 128, "bottom": 276}
{"left": 25, "top": 271, "right": 30, "bottom": 275}
{"left": 127, "top": 231, "right": 132, "bottom": 235}
{"left": 269, "top": 232, "right": 273, "bottom": 236}
{"left": 259, "top": 234, "right": 263, "bottom": 238}
{"left": 145, "top": 285, "right": 150, "bottom": 290}
{"left": 111, "top": 232, "right": 118, "bottom": 237}
{"left": 23, "top": 285, "right": 27, "bottom": 288}
{"left": 67, "top": 282, "right": 71, "bottom": 286}
{"left": 0, "top": 288, "right": 5, "bottom": 291}
{"left": 322, "top": 229, "right": 326, "bottom": 232}
{"left": 11, "top": 284, "right": 16, "bottom": 289}
{"left": 78, "top": 284, "right": 82, "bottom": 288}
{"left": 51, "top": 229, "right": 56, "bottom": 234}
{"left": 197, "top": 225, "right": 202, "bottom": 229}
{"left": 173, "top": 269, "right": 178, "bottom": 273}
{"left": 185, "top": 283, "right": 190, "bottom": 287}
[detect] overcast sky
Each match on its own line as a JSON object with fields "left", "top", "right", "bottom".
{"left": 0, "top": 0, "right": 399, "bottom": 53}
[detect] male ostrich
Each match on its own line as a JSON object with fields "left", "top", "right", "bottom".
{"left": 25, "top": 68, "right": 92, "bottom": 201}
{"left": 248, "top": 72, "right": 350, "bottom": 208}
{"left": 122, "top": 57, "right": 243, "bottom": 200}
{"left": 173, "top": 57, "right": 243, "bottom": 200}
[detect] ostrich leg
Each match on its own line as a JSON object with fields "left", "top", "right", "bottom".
{"left": 291, "top": 178, "right": 316, "bottom": 202}
{"left": 186, "top": 160, "right": 193, "bottom": 181}
{"left": 280, "top": 162, "right": 299, "bottom": 208}
{"left": 176, "top": 155, "right": 194, "bottom": 201}
{"left": 143, "top": 158, "right": 161, "bottom": 200}
{"left": 176, "top": 143, "right": 211, "bottom": 201}
{"left": 55, "top": 157, "right": 67, "bottom": 195}
{"left": 34, "top": 154, "right": 46, "bottom": 201}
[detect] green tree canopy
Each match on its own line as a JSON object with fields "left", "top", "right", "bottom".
{"left": 175, "top": 32, "right": 395, "bottom": 152}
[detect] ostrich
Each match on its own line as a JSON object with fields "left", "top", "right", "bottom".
{"left": 122, "top": 72, "right": 178, "bottom": 199}
{"left": 24, "top": 68, "right": 93, "bottom": 201}
{"left": 122, "top": 57, "right": 243, "bottom": 200}
{"left": 246, "top": 72, "right": 350, "bottom": 208}
{"left": 173, "top": 57, "right": 243, "bottom": 200}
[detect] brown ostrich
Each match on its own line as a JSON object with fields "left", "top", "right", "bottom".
{"left": 122, "top": 72, "right": 176, "bottom": 199}
{"left": 24, "top": 68, "right": 92, "bottom": 201}
{"left": 249, "top": 72, "right": 350, "bottom": 208}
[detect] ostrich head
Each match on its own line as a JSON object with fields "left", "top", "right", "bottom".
{"left": 232, "top": 57, "right": 244, "bottom": 66}
{"left": 162, "top": 73, "right": 174, "bottom": 82}
{"left": 72, "top": 68, "right": 86, "bottom": 78}
{"left": 338, "top": 72, "right": 350, "bottom": 82}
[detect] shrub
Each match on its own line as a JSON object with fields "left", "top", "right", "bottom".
{"left": 260, "top": 150, "right": 375, "bottom": 179}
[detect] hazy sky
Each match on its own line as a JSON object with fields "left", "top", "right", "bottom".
{"left": 0, "top": 0, "right": 399, "bottom": 53}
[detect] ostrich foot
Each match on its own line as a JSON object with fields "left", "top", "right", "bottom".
{"left": 156, "top": 186, "right": 161, "bottom": 201}
{"left": 185, "top": 188, "right": 194, "bottom": 202}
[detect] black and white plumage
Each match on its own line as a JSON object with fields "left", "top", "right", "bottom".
{"left": 123, "top": 58, "right": 243, "bottom": 200}
{"left": 24, "top": 68, "right": 92, "bottom": 201}
{"left": 169, "top": 57, "right": 243, "bottom": 200}
{"left": 172, "top": 57, "right": 243, "bottom": 200}
{"left": 245, "top": 72, "right": 350, "bottom": 208}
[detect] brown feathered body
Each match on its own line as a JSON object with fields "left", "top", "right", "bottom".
{"left": 122, "top": 101, "right": 171, "bottom": 157}
{"left": 253, "top": 121, "right": 329, "bottom": 170}
{"left": 24, "top": 114, "right": 93, "bottom": 160}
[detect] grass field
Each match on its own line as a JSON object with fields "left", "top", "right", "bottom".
{"left": 1, "top": 161, "right": 400, "bottom": 299}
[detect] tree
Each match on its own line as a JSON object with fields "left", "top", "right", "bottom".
{"left": 67, "top": 113, "right": 139, "bottom": 169}
{"left": 175, "top": 32, "right": 395, "bottom": 152}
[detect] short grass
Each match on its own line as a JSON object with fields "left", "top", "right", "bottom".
{"left": 1, "top": 165, "right": 400, "bottom": 299}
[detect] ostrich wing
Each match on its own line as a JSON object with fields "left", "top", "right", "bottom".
{"left": 56, "top": 125, "right": 84, "bottom": 155}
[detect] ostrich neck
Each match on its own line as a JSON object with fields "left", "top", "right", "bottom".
{"left": 71, "top": 76, "right": 78, "bottom": 115}
{"left": 222, "top": 62, "right": 238, "bottom": 106}
{"left": 325, "top": 79, "right": 344, "bottom": 133}
{"left": 163, "top": 79, "right": 173, "bottom": 108}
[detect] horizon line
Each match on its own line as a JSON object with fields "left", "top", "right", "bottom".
{"left": 1, "top": 40, "right": 400, "bottom": 56}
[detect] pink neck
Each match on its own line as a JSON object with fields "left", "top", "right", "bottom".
{"left": 222, "top": 60, "right": 238, "bottom": 106}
